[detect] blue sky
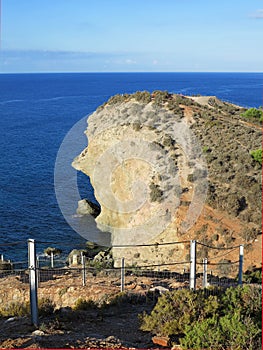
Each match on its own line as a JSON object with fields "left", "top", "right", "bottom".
{"left": 1, "top": 0, "right": 263, "bottom": 73}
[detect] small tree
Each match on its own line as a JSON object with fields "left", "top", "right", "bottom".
{"left": 44, "top": 247, "right": 62, "bottom": 268}
{"left": 44, "top": 247, "right": 62, "bottom": 256}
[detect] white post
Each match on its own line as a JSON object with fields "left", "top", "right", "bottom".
{"left": 36, "top": 256, "right": 40, "bottom": 287}
{"left": 0, "top": 254, "right": 3, "bottom": 261}
{"left": 121, "top": 258, "right": 125, "bottom": 292}
{"left": 202, "top": 258, "right": 208, "bottom": 288}
{"left": 50, "top": 251, "right": 54, "bottom": 268}
{"left": 82, "top": 255, "right": 86, "bottom": 286}
{"left": 238, "top": 245, "right": 244, "bottom": 285}
{"left": 190, "top": 240, "right": 196, "bottom": 290}
{"left": 28, "top": 239, "right": 39, "bottom": 327}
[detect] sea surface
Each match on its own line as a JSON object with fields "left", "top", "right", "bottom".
{"left": 0, "top": 72, "right": 262, "bottom": 262}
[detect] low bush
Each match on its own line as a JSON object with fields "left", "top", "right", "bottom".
{"left": 73, "top": 298, "right": 97, "bottom": 311}
{"left": 139, "top": 285, "right": 261, "bottom": 350}
{"left": 0, "top": 301, "right": 30, "bottom": 318}
{"left": 133, "top": 91, "right": 151, "bottom": 103}
{"left": 250, "top": 149, "right": 262, "bottom": 165}
{"left": 0, "top": 298, "right": 54, "bottom": 318}
{"left": 241, "top": 108, "right": 262, "bottom": 122}
{"left": 38, "top": 298, "right": 55, "bottom": 316}
{"left": 243, "top": 267, "right": 262, "bottom": 284}
{"left": 149, "top": 182, "right": 163, "bottom": 202}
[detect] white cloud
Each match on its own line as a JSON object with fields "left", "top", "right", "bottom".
{"left": 125, "top": 59, "right": 137, "bottom": 65}
{"left": 250, "top": 9, "right": 263, "bottom": 19}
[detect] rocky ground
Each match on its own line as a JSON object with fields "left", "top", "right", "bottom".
{"left": 0, "top": 294, "right": 166, "bottom": 349}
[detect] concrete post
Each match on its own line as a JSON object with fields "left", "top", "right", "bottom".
{"left": 72, "top": 254, "right": 78, "bottom": 265}
{"left": 50, "top": 251, "right": 54, "bottom": 268}
{"left": 36, "top": 256, "right": 40, "bottom": 286}
{"left": 121, "top": 258, "right": 125, "bottom": 292}
{"left": 202, "top": 258, "right": 208, "bottom": 288}
{"left": 28, "top": 239, "right": 39, "bottom": 327}
{"left": 190, "top": 240, "right": 196, "bottom": 290}
{"left": 238, "top": 245, "right": 244, "bottom": 285}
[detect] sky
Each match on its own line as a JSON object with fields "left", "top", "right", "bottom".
{"left": 0, "top": 0, "right": 263, "bottom": 73}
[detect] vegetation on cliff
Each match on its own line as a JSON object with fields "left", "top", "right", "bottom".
{"left": 98, "top": 90, "right": 262, "bottom": 234}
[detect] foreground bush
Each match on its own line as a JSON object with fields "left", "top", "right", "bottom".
{"left": 0, "top": 298, "right": 54, "bottom": 318}
{"left": 139, "top": 286, "right": 261, "bottom": 349}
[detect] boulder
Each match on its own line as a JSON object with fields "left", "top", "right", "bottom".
{"left": 76, "top": 199, "right": 100, "bottom": 218}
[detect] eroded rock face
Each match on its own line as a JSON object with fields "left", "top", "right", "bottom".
{"left": 72, "top": 91, "right": 262, "bottom": 270}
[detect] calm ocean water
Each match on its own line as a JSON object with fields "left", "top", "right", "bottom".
{"left": 0, "top": 72, "right": 262, "bottom": 261}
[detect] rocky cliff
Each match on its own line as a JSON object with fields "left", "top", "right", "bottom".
{"left": 72, "top": 91, "right": 262, "bottom": 272}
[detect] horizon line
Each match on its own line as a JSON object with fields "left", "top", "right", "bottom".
{"left": 1, "top": 71, "right": 263, "bottom": 75}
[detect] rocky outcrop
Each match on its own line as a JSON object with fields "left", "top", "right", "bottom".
{"left": 76, "top": 199, "right": 100, "bottom": 218}
{"left": 72, "top": 91, "right": 262, "bottom": 271}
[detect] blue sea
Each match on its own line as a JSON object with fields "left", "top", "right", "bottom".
{"left": 0, "top": 72, "right": 262, "bottom": 262}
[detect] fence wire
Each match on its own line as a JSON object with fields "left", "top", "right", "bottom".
{"left": 0, "top": 239, "right": 250, "bottom": 311}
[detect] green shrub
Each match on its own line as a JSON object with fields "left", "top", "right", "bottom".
{"left": 0, "top": 298, "right": 54, "bottom": 318}
{"left": 133, "top": 91, "right": 151, "bottom": 103}
{"left": 250, "top": 149, "right": 262, "bottom": 164}
{"left": 152, "top": 90, "right": 171, "bottom": 105}
{"left": 202, "top": 146, "right": 211, "bottom": 153}
{"left": 149, "top": 182, "right": 163, "bottom": 202}
{"left": 140, "top": 286, "right": 261, "bottom": 350}
{"left": 241, "top": 108, "right": 262, "bottom": 122}
{"left": 0, "top": 301, "right": 30, "bottom": 318}
{"left": 140, "top": 289, "right": 220, "bottom": 337}
{"left": 73, "top": 298, "right": 97, "bottom": 311}
{"left": 243, "top": 267, "right": 262, "bottom": 284}
{"left": 107, "top": 94, "right": 128, "bottom": 105}
{"left": 181, "top": 316, "right": 222, "bottom": 349}
{"left": 38, "top": 298, "right": 55, "bottom": 316}
{"left": 182, "top": 312, "right": 261, "bottom": 350}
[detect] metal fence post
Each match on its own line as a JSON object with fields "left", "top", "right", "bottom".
{"left": 190, "top": 240, "right": 196, "bottom": 290}
{"left": 202, "top": 258, "right": 208, "bottom": 288}
{"left": 28, "top": 239, "right": 39, "bottom": 327}
{"left": 238, "top": 245, "right": 244, "bottom": 285}
{"left": 121, "top": 257, "right": 125, "bottom": 292}
{"left": 36, "top": 255, "right": 40, "bottom": 287}
{"left": 82, "top": 255, "right": 86, "bottom": 286}
{"left": 51, "top": 251, "right": 54, "bottom": 268}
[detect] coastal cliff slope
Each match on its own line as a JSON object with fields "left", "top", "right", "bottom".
{"left": 72, "top": 91, "right": 261, "bottom": 272}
